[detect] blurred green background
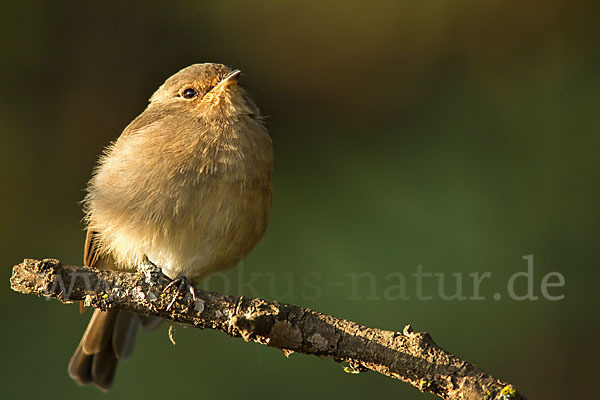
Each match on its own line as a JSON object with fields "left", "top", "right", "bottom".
{"left": 1, "top": 1, "right": 598, "bottom": 399}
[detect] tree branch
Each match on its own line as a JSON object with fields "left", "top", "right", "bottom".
{"left": 10, "top": 258, "right": 525, "bottom": 400}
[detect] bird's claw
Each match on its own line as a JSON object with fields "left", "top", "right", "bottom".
{"left": 164, "top": 276, "right": 197, "bottom": 311}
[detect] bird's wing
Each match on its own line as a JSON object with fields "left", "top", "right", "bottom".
{"left": 80, "top": 229, "right": 116, "bottom": 313}
{"left": 83, "top": 229, "right": 101, "bottom": 269}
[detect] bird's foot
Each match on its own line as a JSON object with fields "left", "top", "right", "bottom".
{"left": 164, "top": 275, "right": 197, "bottom": 311}
{"left": 139, "top": 256, "right": 162, "bottom": 285}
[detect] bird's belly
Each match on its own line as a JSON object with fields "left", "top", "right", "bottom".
{"left": 142, "top": 179, "right": 271, "bottom": 282}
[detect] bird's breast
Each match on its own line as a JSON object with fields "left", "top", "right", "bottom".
{"left": 86, "top": 121, "right": 273, "bottom": 282}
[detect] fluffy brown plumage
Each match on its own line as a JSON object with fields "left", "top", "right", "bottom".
{"left": 68, "top": 63, "right": 273, "bottom": 390}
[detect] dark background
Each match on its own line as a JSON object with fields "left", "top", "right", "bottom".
{"left": 1, "top": 1, "right": 598, "bottom": 399}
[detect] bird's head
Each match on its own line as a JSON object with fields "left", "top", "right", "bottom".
{"left": 149, "top": 63, "right": 260, "bottom": 121}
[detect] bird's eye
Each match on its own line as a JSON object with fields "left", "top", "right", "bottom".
{"left": 182, "top": 88, "right": 197, "bottom": 99}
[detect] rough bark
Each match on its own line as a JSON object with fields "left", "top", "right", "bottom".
{"left": 10, "top": 258, "right": 526, "bottom": 400}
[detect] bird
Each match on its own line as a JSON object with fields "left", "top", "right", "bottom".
{"left": 67, "top": 63, "right": 273, "bottom": 390}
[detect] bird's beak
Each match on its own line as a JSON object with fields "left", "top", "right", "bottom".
{"left": 213, "top": 69, "right": 241, "bottom": 93}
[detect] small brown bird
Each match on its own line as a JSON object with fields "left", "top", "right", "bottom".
{"left": 67, "top": 63, "right": 273, "bottom": 390}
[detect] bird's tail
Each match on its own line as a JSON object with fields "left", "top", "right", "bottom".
{"left": 68, "top": 309, "right": 140, "bottom": 391}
